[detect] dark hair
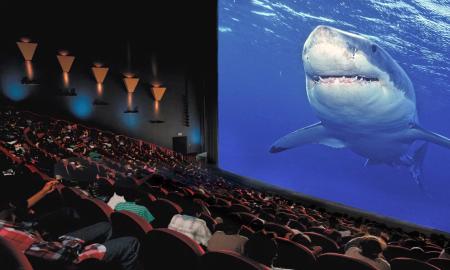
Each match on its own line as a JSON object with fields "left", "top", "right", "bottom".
{"left": 192, "top": 203, "right": 204, "bottom": 216}
{"left": 244, "top": 232, "right": 278, "bottom": 267}
{"left": 249, "top": 219, "right": 264, "bottom": 232}
{"left": 0, "top": 201, "right": 16, "bottom": 222}
{"left": 120, "top": 187, "right": 139, "bottom": 202}
{"left": 368, "top": 226, "right": 382, "bottom": 237}
{"left": 360, "top": 238, "right": 383, "bottom": 260}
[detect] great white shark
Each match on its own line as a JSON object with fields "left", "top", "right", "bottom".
{"left": 270, "top": 25, "right": 450, "bottom": 189}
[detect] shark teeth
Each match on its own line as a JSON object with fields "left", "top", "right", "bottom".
{"left": 312, "top": 75, "right": 379, "bottom": 83}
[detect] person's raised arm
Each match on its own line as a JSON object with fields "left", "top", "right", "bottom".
{"left": 27, "top": 180, "right": 59, "bottom": 208}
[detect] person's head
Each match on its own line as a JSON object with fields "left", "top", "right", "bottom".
{"left": 249, "top": 218, "right": 264, "bottom": 232}
{"left": 360, "top": 236, "right": 383, "bottom": 260}
{"left": 192, "top": 203, "right": 204, "bottom": 217}
{"left": 410, "top": 247, "right": 424, "bottom": 259}
{"left": 277, "top": 215, "right": 289, "bottom": 226}
{"left": 115, "top": 178, "right": 138, "bottom": 202}
{"left": 245, "top": 232, "right": 278, "bottom": 267}
{"left": 214, "top": 217, "right": 223, "bottom": 225}
{"left": 0, "top": 202, "right": 15, "bottom": 222}
{"left": 62, "top": 158, "right": 69, "bottom": 166}
{"left": 367, "top": 226, "right": 382, "bottom": 237}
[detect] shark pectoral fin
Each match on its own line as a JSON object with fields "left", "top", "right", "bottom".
{"left": 269, "top": 122, "right": 345, "bottom": 153}
{"left": 401, "top": 125, "right": 450, "bottom": 149}
{"left": 409, "top": 143, "right": 432, "bottom": 197}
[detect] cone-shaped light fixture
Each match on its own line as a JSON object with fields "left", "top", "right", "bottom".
{"left": 123, "top": 73, "right": 139, "bottom": 93}
{"left": 17, "top": 39, "right": 37, "bottom": 61}
{"left": 151, "top": 86, "right": 166, "bottom": 101}
{"left": 57, "top": 52, "right": 75, "bottom": 73}
{"left": 92, "top": 66, "right": 109, "bottom": 84}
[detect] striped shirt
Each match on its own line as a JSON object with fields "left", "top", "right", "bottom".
{"left": 114, "top": 202, "right": 155, "bottom": 223}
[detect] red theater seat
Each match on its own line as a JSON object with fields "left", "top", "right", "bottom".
{"left": 145, "top": 199, "right": 182, "bottom": 228}
{"left": 198, "top": 251, "right": 270, "bottom": 270}
{"left": 264, "top": 222, "right": 294, "bottom": 238}
{"left": 277, "top": 211, "right": 299, "bottom": 221}
{"left": 145, "top": 228, "right": 204, "bottom": 269}
{"left": 423, "top": 251, "right": 441, "bottom": 260}
{"left": 61, "top": 187, "right": 85, "bottom": 207}
{"left": 78, "top": 198, "right": 112, "bottom": 226}
{"left": 229, "top": 203, "right": 252, "bottom": 213}
{"left": 290, "top": 233, "right": 313, "bottom": 248}
{"left": 143, "top": 183, "right": 169, "bottom": 199}
{"left": 111, "top": 210, "right": 152, "bottom": 241}
{"left": 428, "top": 258, "right": 450, "bottom": 270}
{"left": 199, "top": 213, "right": 217, "bottom": 232}
{"left": 273, "top": 237, "right": 317, "bottom": 270}
{"left": 216, "top": 198, "right": 232, "bottom": 207}
{"left": 304, "top": 232, "right": 339, "bottom": 253}
{"left": 239, "top": 225, "right": 255, "bottom": 238}
{"left": 258, "top": 211, "right": 276, "bottom": 222}
{"left": 317, "top": 253, "right": 378, "bottom": 270}
{"left": 383, "top": 245, "right": 413, "bottom": 261}
{"left": 391, "top": 258, "right": 440, "bottom": 270}
{"left": 424, "top": 245, "right": 444, "bottom": 252}
{"left": 0, "top": 236, "right": 33, "bottom": 270}
{"left": 236, "top": 212, "right": 259, "bottom": 225}
{"left": 167, "top": 191, "right": 197, "bottom": 216}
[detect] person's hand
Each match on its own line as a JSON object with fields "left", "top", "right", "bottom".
{"left": 41, "top": 180, "right": 59, "bottom": 194}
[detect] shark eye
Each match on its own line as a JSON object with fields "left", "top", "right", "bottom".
{"left": 371, "top": 45, "right": 377, "bottom": 53}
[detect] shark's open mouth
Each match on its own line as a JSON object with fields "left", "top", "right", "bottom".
{"left": 310, "top": 75, "right": 379, "bottom": 83}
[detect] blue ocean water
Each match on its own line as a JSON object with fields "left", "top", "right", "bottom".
{"left": 218, "top": 0, "right": 450, "bottom": 232}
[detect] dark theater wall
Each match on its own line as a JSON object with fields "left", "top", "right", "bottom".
{"left": 0, "top": 49, "right": 205, "bottom": 153}
{"left": 0, "top": 1, "right": 217, "bottom": 154}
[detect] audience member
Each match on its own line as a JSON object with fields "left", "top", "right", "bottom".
{"left": 345, "top": 236, "right": 390, "bottom": 270}
{"left": 114, "top": 184, "right": 155, "bottom": 224}
{"left": 207, "top": 220, "right": 248, "bottom": 254}
{"left": 168, "top": 204, "right": 212, "bottom": 247}
{"left": 0, "top": 183, "right": 141, "bottom": 270}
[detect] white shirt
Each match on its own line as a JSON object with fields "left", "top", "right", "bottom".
{"left": 107, "top": 193, "right": 126, "bottom": 209}
{"left": 168, "top": 214, "right": 212, "bottom": 246}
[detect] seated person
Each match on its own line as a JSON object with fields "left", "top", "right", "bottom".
{"left": 114, "top": 185, "right": 155, "bottom": 224}
{"left": 0, "top": 181, "right": 141, "bottom": 270}
{"left": 207, "top": 221, "right": 248, "bottom": 254}
{"left": 54, "top": 158, "right": 76, "bottom": 185}
{"left": 345, "top": 236, "right": 390, "bottom": 270}
{"left": 244, "top": 230, "right": 279, "bottom": 269}
{"left": 168, "top": 204, "right": 211, "bottom": 247}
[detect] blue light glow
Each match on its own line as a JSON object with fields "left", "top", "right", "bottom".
{"left": 191, "top": 128, "right": 201, "bottom": 145}
{"left": 120, "top": 113, "right": 139, "bottom": 129}
{"left": 1, "top": 72, "right": 31, "bottom": 101}
{"left": 69, "top": 93, "right": 93, "bottom": 119}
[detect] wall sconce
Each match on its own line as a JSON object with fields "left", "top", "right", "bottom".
{"left": 151, "top": 85, "right": 167, "bottom": 102}
{"left": 151, "top": 84, "right": 166, "bottom": 114}
{"left": 57, "top": 51, "right": 76, "bottom": 96}
{"left": 16, "top": 38, "right": 38, "bottom": 85}
{"left": 92, "top": 63, "right": 109, "bottom": 105}
{"left": 123, "top": 73, "right": 139, "bottom": 113}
